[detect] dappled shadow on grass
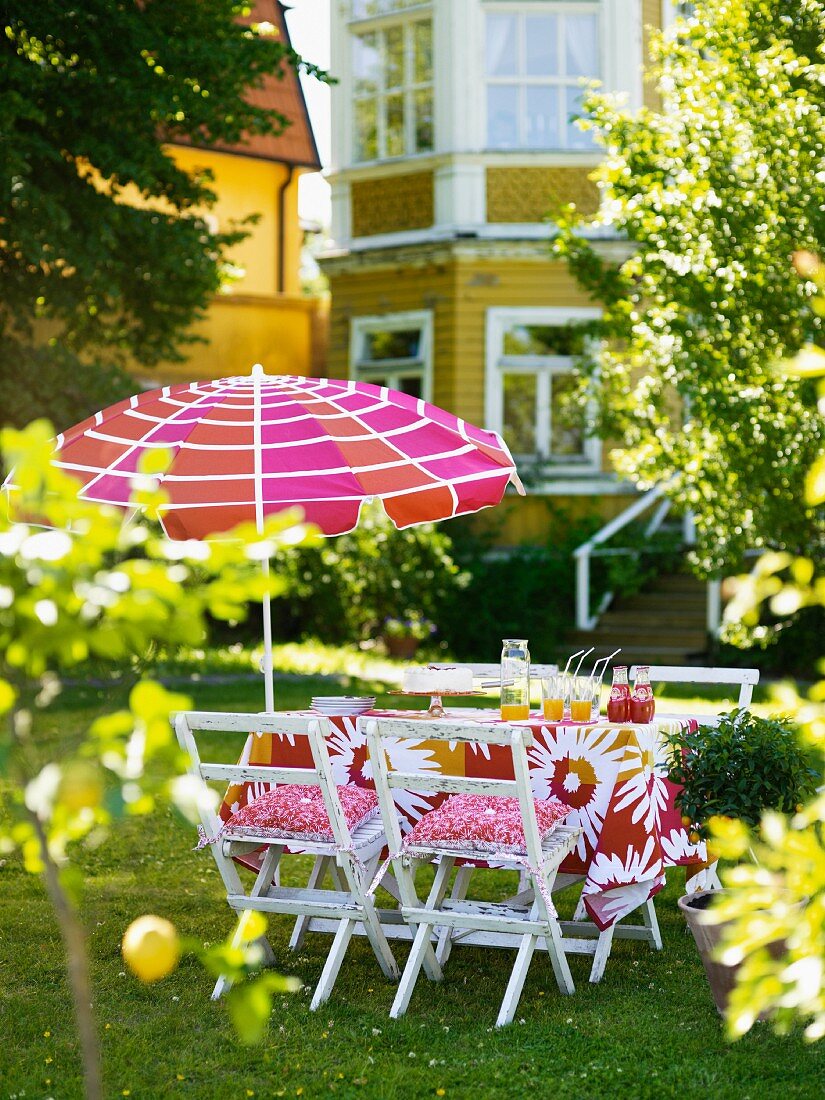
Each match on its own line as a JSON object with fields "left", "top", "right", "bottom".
{"left": 2, "top": 676, "right": 818, "bottom": 1098}
{"left": 1, "top": 802, "right": 823, "bottom": 1099}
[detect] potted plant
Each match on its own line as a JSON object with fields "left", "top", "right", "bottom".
{"left": 382, "top": 612, "right": 437, "bottom": 660}
{"left": 664, "top": 709, "right": 820, "bottom": 1014}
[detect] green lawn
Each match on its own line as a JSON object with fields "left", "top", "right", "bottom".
{"left": 1, "top": 674, "right": 820, "bottom": 1099}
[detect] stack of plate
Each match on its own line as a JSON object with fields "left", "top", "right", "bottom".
{"left": 311, "top": 696, "right": 376, "bottom": 716}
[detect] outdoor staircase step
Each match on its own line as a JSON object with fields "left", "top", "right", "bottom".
{"left": 646, "top": 575, "right": 707, "bottom": 594}
{"left": 612, "top": 593, "right": 707, "bottom": 612}
{"left": 568, "top": 627, "right": 707, "bottom": 650}
{"left": 598, "top": 607, "right": 708, "bottom": 624}
{"left": 557, "top": 644, "right": 705, "bottom": 667}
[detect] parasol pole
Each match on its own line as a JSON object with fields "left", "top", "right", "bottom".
{"left": 261, "top": 558, "right": 275, "bottom": 713}
{"left": 252, "top": 363, "right": 275, "bottom": 712}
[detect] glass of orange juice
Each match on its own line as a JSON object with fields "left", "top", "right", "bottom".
{"left": 570, "top": 676, "right": 595, "bottom": 722}
{"left": 541, "top": 675, "right": 564, "bottom": 722}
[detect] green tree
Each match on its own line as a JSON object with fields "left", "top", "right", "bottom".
{"left": 705, "top": 253, "right": 825, "bottom": 1042}
{"left": 1, "top": 1, "right": 324, "bottom": 423}
{"left": 555, "top": 0, "right": 825, "bottom": 573}
{"left": 0, "top": 422, "right": 308, "bottom": 1097}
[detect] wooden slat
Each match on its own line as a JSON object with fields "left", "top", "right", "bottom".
{"left": 175, "top": 710, "right": 316, "bottom": 737}
{"left": 200, "top": 763, "right": 317, "bottom": 785}
{"left": 226, "top": 891, "right": 360, "bottom": 919}
{"left": 386, "top": 772, "right": 518, "bottom": 797}
{"left": 367, "top": 717, "right": 526, "bottom": 747}
{"left": 401, "top": 901, "right": 548, "bottom": 936}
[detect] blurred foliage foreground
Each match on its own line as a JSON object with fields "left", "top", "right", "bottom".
{"left": 0, "top": 421, "right": 310, "bottom": 1098}
{"left": 701, "top": 253, "right": 825, "bottom": 1042}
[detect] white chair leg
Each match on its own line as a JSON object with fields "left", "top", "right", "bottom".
{"left": 436, "top": 865, "right": 472, "bottom": 966}
{"left": 340, "top": 853, "right": 399, "bottom": 982}
{"left": 310, "top": 917, "right": 357, "bottom": 1011}
{"left": 588, "top": 925, "right": 615, "bottom": 984}
{"left": 391, "top": 856, "right": 454, "bottom": 1017}
{"left": 531, "top": 861, "right": 576, "bottom": 997}
{"left": 289, "top": 855, "right": 331, "bottom": 952}
{"left": 641, "top": 898, "right": 662, "bottom": 950}
{"left": 572, "top": 893, "right": 588, "bottom": 921}
{"left": 497, "top": 933, "right": 539, "bottom": 1027}
{"left": 391, "top": 921, "right": 435, "bottom": 1019}
{"left": 212, "top": 845, "right": 282, "bottom": 1000}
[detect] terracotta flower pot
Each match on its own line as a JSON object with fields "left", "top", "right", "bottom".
{"left": 678, "top": 891, "right": 792, "bottom": 1017}
{"left": 678, "top": 892, "right": 735, "bottom": 1015}
{"left": 384, "top": 634, "right": 419, "bottom": 660}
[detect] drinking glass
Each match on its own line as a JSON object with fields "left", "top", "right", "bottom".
{"left": 570, "top": 676, "right": 595, "bottom": 722}
{"left": 541, "top": 675, "right": 564, "bottom": 722}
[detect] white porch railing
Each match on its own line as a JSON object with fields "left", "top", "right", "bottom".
{"left": 573, "top": 484, "right": 674, "bottom": 630}
{"left": 573, "top": 484, "right": 726, "bottom": 636}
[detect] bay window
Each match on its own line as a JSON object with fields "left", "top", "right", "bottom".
{"left": 485, "top": 3, "right": 600, "bottom": 151}
{"left": 351, "top": 4, "right": 433, "bottom": 162}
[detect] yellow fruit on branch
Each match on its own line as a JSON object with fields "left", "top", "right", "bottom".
{"left": 122, "top": 915, "right": 180, "bottom": 983}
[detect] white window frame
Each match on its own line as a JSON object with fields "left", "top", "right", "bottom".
{"left": 349, "top": 3, "right": 434, "bottom": 164}
{"left": 349, "top": 310, "right": 434, "bottom": 401}
{"left": 483, "top": 1, "right": 602, "bottom": 152}
{"left": 485, "top": 306, "right": 602, "bottom": 480}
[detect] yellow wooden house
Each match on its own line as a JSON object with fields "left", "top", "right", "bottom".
{"left": 150, "top": 1, "right": 323, "bottom": 385}
{"left": 321, "top": 0, "right": 676, "bottom": 543}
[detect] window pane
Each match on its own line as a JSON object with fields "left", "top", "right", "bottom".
{"left": 352, "top": 0, "right": 420, "bottom": 15}
{"left": 487, "top": 84, "right": 520, "bottom": 149}
{"left": 565, "top": 87, "right": 595, "bottom": 149}
{"left": 565, "top": 14, "right": 599, "bottom": 77}
{"left": 385, "top": 93, "right": 405, "bottom": 156}
{"left": 397, "top": 375, "right": 423, "bottom": 399}
{"left": 503, "top": 373, "right": 537, "bottom": 454}
{"left": 363, "top": 329, "right": 421, "bottom": 360}
{"left": 414, "top": 88, "right": 434, "bottom": 153}
{"left": 550, "top": 373, "right": 585, "bottom": 457}
{"left": 486, "top": 14, "right": 518, "bottom": 76}
{"left": 525, "top": 85, "right": 559, "bottom": 148}
{"left": 413, "top": 20, "right": 432, "bottom": 84}
{"left": 503, "top": 324, "right": 584, "bottom": 356}
{"left": 384, "top": 25, "right": 404, "bottom": 90}
{"left": 354, "top": 98, "right": 378, "bottom": 161}
{"left": 525, "top": 15, "right": 558, "bottom": 76}
{"left": 353, "top": 32, "right": 380, "bottom": 96}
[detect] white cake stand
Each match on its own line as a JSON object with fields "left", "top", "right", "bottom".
{"left": 390, "top": 689, "right": 484, "bottom": 719}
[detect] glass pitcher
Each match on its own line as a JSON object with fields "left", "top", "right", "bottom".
{"left": 500, "top": 638, "right": 530, "bottom": 721}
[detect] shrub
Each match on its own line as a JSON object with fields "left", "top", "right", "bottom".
{"left": 269, "top": 501, "right": 465, "bottom": 644}
{"left": 664, "top": 709, "right": 821, "bottom": 837}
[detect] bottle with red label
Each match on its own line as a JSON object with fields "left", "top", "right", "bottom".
{"left": 606, "top": 665, "right": 630, "bottom": 722}
{"left": 630, "top": 665, "right": 656, "bottom": 723}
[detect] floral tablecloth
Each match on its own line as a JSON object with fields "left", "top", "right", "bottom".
{"left": 219, "top": 709, "right": 708, "bottom": 931}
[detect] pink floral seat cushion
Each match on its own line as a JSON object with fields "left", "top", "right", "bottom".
{"left": 224, "top": 784, "right": 379, "bottom": 843}
{"left": 404, "top": 793, "right": 572, "bottom": 855}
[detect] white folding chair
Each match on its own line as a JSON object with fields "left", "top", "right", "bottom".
{"left": 174, "top": 710, "right": 399, "bottom": 1009}
{"left": 366, "top": 715, "right": 581, "bottom": 1027}
{"left": 631, "top": 665, "right": 760, "bottom": 723}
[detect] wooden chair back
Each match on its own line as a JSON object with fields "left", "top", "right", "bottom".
{"left": 629, "top": 665, "right": 759, "bottom": 708}
{"left": 365, "top": 716, "right": 547, "bottom": 871}
{"left": 172, "top": 710, "right": 354, "bottom": 852}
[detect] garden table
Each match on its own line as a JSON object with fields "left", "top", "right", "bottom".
{"left": 218, "top": 708, "right": 709, "bottom": 931}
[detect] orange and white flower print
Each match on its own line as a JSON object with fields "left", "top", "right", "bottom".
{"left": 660, "top": 826, "right": 703, "bottom": 866}
{"left": 327, "top": 716, "right": 440, "bottom": 827}
{"left": 584, "top": 877, "right": 662, "bottom": 928}
{"left": 611, "top": 724, "right": 670, "bottom": 835}
{"left": 587, "top": 835, "right": 662, "bottom": 893}
{"left": 527, "top": 723, "right": 627, "bottom": 862}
